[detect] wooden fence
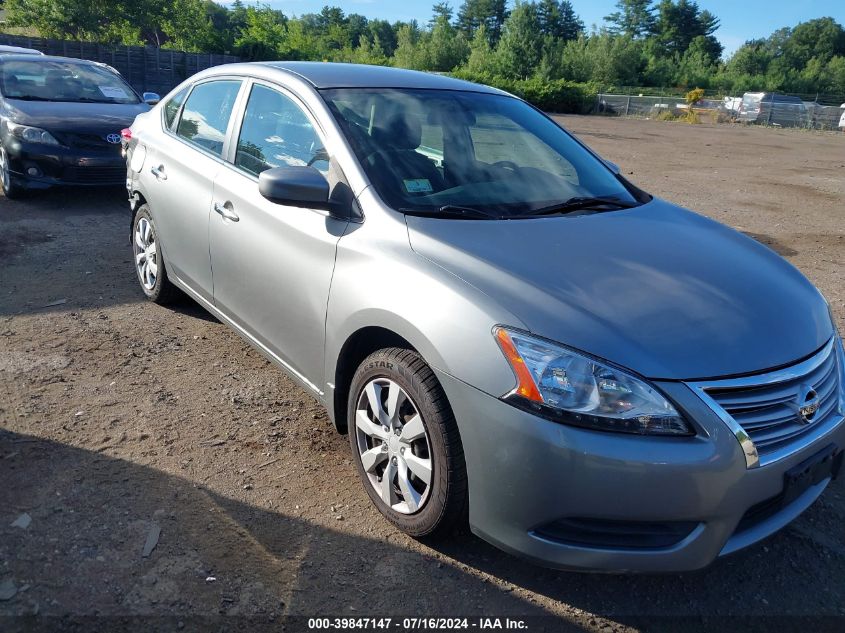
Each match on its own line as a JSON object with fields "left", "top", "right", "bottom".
{"left": 0, "top": 33, "right": 241, "bottom": 96}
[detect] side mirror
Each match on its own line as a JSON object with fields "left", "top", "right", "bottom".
{"left": 259, "top": 166, "right": 330, "bottom": 209}
{"left": 603, "top": 159, "right": 621, "bottom": 175}
{"left": 143, "top": 92, "right": 161, "bottom": 105}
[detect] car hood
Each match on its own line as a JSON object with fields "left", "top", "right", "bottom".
{"left": 406, "top": 199, "right": 833, "bottom": 380}
{"left": 4, "top": 99, "right": 149, "bottom": 134}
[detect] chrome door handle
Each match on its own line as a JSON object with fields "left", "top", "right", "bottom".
{"left": 150, "top": 165, "right": 167, "bottom": 181}
{"left": 214, "top": 201, "right": 239, "bottom": 222}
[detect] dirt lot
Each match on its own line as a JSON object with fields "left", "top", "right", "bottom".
{"left": 1, "top": 116, "right": 844, "bottom": 632}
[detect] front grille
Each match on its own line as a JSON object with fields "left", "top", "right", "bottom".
{"left": 53, "top": 132, "right": 121, "bottom": 151}
{"left": 696, "top": 339, "right": 842, "bottom": 462}
{"left": 62, "top": 166, "right": 125, "bottom": 184}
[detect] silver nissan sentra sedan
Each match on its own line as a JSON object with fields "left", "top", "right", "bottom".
{"left": 123, "top": 62, "right": 845, "bottom": 573}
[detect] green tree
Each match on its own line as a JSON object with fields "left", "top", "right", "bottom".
{"left": 674, "top": 35, "right": 717, "bottom": 87}
{"left": 557, "top": 1, "right": 584, "bottom": 41}
{"left": 538, "top": 0, "right": 583, "bottom": 41}
{"left": 604, "top": 0, "right": 655, "bottom": 39}
{"left": 346, "top": 13, "right": 369, "bottom": 48}
{"left": 348, "top": 34, "right": 390, "bottom": 66}
{"left": 392, "top": 23, "right": 425, "bottom": 69}
{"left": 161, "top": 0, "right": 219, "bottom": 52}
{"left": 368, "top": 19, "right": 399, "bottom": 56}
{"left": 725, "top": 39, "right": 772, "bottom": 76}
{"left": 5, "top": 0, "right": 144, "bottom": 42}
{"left": 780, "top": 18, "right": 845, "bottom": 68}
{"left": 560, "top": 30, "right": 643, "bottom": 86}
{"left": 826, "top": 56, "right": 845, "bottom": 93}
{"left": 464, "top": 24, "right": 497, "bottom": 74}
{"left": 233, "top": 4, "right": 289, "bottom": 61}
{"left": 457, "top": 0, "right": 508, "bottom": 43}
{"left": 495, "top": 1, "right": 543, "bottom": 79}
{"left": 430, "top": 2, "right": 454, "bottom": 27}
{"left": 654, "top": 0, "right": 721, "bottom": 61}
{"left": 424, "top": 13, "right": 470, "bottom": 70}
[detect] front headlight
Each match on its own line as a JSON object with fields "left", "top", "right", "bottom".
{"left": 822, "top": 295, "right": 845, "bottom": 416}
{"left": 494, "top": 327, "right": 692, "bottom": 435}
{"left": 8, "top": 122, "right": 60, "bottom": 146}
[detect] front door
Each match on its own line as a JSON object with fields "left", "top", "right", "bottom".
{"left": 209, "top": 81, "right": 348, "bottom": 392}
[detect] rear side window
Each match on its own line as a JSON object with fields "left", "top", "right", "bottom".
{"left": 176, "top": 80, "right": 241, "bottom": 157}
{"left": 163, "top": 87, "right": 188, "bottom": 130}
{"left": 234, "top": 83, "right": 326, "bottom": 176}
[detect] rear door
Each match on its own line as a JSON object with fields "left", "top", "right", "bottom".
{"left": 209, "top": 80, "right": 349, "bottom": 391}
{"left": 141, "top": 78, "right": 243, "bottom": 302}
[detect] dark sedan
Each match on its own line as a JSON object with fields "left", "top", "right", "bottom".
{"left": 0, "top": 54, "right": 157, "bottom": 198}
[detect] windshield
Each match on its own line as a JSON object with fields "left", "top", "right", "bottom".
{"left": 0, "top": 59, "right": 139, "bottom": 104}
{"left": 322, "top": 88, "right": 637, "bottom": 217}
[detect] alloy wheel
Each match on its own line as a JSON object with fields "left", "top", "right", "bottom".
{"left": 0, "top": 145, "right": 10, "bottom": 191}
{"left": 133, "top": 217, "right": 158, "bottom": 290}
{"left": 354, "top": 378, "right": 433, "bottom": 514}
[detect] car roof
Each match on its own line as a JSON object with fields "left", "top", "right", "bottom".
{"left": 0, "top": 45, "right": 43, "bottom": 55}
{"left": 254, "top": 61, "right": 505, "bottom": 94}
{"left": 0, "top": 53, "right": 101, "bottom": 65}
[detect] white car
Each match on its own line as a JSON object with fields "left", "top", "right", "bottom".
{"left": 839, "top": 103, "right": 845, "bottom": 130}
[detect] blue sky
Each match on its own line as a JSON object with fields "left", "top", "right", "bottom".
{"left": 220, "top": 1, "right": 844, "bottom": 57}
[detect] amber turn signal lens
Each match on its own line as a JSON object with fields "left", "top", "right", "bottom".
{"left": 494, "top": 327, "right": 543, "bottom": 402}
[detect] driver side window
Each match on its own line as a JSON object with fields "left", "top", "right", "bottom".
{"left": 235, "top": 84, "right": 327, "bottom": 177}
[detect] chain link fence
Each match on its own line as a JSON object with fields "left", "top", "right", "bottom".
{"left": 592, "top": 93, "right": 845, "bottom": 131}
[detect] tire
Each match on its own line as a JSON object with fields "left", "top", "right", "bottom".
{"left": 132, "top": 204, "right": 179, "bottom": 305}
{"left": 0, "top": 144, "right": 24, "bottom": 200}
{"left": 348, "top": 347, "right": 467, "bottom": 537}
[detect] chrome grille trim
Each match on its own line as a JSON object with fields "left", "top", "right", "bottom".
{"left": 688, "top": 337, "right": 844, "bottom": 469}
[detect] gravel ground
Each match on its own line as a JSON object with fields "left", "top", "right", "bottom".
{"left": 1, "top": 116, "right": 844, "bottom": 633}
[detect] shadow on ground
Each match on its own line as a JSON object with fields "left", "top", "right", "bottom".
{"left": 2, "top": 429, "right": 843, "bottom": 633}
{"left": 0, "top": 430, "right": 583, "bottom": 632}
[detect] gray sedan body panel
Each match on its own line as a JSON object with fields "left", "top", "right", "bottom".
{"left": 126, "top": 62, "right": 844, "bottom": 573}
{"left": 407, "top": 199, "right": 833, "bottom": 380}
{"left": 210, "top": 165, "right": 349, "bottom": 393}
{"left": 323, "top": 187, "right": 526, "bottom": 409}
{"left": 138, "top": 118, "right": 224, "bottom": 303}
{"left": 436, "top": 367, "right": 845, "bottom": 572}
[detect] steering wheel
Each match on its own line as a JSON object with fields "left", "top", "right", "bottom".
{"left": 492, "top": 160, "right": 520, "bottom": 171}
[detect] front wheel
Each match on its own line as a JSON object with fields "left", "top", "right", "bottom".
{"left": 348, "top": 348, "right": 467, "bottom": 537}
{"left": 0, "top": 144, "right": 24, "bottom": 199}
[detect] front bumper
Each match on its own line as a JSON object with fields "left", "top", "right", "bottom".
{"left": 435, "top": 360, "right": 845, "bottom": 573}
{"left": 4, "top": 138, "right": 125, "bottom": 189}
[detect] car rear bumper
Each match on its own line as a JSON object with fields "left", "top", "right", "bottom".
{"left": 4, "top": 138, "right": 125, "bottom": 188}
{"left": 434, "top": 362, "right": 845, "bottom": 573}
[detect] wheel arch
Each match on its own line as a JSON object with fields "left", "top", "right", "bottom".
{"left": 128, "top": 190, "right": 148, "bottom": 239}
{"left": 331, "top": 325, "right": 421, "bottom": 434}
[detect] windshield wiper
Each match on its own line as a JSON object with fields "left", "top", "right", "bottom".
{"left": 73, "top": 97, "right": 131, "bottom": 103}
{"left": 6, "top": 95, "right": 53, "bottom": 101}
{"left": 6, "top": 96, "right": 127, "bottom": 104}
{"left": 401, "top": 205, "right": 502, "bottom": 220}
{"left": 524, "top": 196, "right": 636, "bottom": 217}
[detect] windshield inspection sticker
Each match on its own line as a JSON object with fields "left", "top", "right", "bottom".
{"left": 98, "top": 86, "right": 128, "bottom": 99}
{"left": 403, "top": 178, "right": 433, "bottom": 193}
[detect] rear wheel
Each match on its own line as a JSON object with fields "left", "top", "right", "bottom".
{"left": 348, "top": 348, "right": 467, "bottom": 537}
{"left": 132, "top": 204, "right": 179, "bottom": 304}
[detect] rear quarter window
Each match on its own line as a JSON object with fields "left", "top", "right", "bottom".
{"left": 163, "top": 87, "right": 188, "bottom": 130}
